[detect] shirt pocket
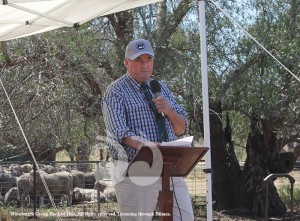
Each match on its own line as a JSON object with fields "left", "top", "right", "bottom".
{"left": 125, "top": 97, "right": 154, "bottom": 124}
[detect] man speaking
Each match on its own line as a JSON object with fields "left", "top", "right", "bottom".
{"left": 102, "top": 39, "right": 194, "bottom": 221}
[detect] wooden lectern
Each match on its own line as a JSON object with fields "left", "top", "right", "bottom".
{"left": 126, "top": 146, "right": 208, "bottom": 221}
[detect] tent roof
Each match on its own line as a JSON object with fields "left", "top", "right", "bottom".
{"left": 0, "top": 0, "right": 161, "bottom": 41}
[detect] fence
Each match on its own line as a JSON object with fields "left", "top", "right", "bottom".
{"left": 0, "top": 160, "right": 299, "bottom": 220}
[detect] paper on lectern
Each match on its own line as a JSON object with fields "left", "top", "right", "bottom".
{"left": 161, "top": 136, "right": 193, "bottom": 147}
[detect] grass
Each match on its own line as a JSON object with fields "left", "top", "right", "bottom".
{"left": 0, "top": 207, "right": 14, "bottom": 221}
{"left": 278, "top": 184, "right": 300, "bottom": 210}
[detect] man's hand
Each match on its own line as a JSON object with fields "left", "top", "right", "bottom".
{"left": 153, "top": 96, "right": 171, "bottom": 116}
{"left": 153, "top": 96, "right": 186, "bottom": 136}
{"left": 122, "top": 136, "right": 160, "bottom": 150}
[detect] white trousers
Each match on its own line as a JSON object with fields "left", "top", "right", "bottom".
{"left": 112, "top": 162, "right": 194, "bottom": 221}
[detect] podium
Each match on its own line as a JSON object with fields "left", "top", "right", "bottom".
{"left": 126, "top": 146, "right": 208, "bottom": 221}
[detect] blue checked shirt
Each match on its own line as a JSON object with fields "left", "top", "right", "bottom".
{"left": 102, "top": 73, "right": 188, "bottom": 161}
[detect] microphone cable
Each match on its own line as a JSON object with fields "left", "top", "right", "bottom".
{"left": 171, "top": 177, "right": 183, "bottom": 221}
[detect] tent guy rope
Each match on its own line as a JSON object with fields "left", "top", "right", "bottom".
{"left": 0, "top": 76, "right": 62, "bottom": 220}
{"left": 209, "top": 0, "right": 300, "bottom": 83}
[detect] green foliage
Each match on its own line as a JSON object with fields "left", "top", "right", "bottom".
{"left": 225, "top": 111, "right": 249, "bottom": 161}
{"left": 191, "top": 195, "right": 207, "bottom": 218}
{"left": 0, "top": 0, "right": 299, "bottom": 162}
{"left": 278, "top": 184, "right": 300, "bottom": 210}
{"left": 0, "top": 207, "right": 14, "bottom": 221}
{"left": 205, "top": 0, "right": 300, "bottom": 143}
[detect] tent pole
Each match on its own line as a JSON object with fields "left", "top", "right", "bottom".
{"left": 198, "top": 0, "right": 213, "bottom": 220}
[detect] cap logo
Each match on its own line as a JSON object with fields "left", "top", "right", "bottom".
{"left": 136, "top": 42, "right": 145, "bottom": 50}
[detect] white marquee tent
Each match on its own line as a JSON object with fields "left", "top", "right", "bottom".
{"left": 0, "top": 0, "right": 162, "bottom": 41}
{"left": 0, "top": 0, "right": 213, "bottom": 220}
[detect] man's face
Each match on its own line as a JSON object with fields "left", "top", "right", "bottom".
{"left": 124, "top": 54, "right": 154, "bottom": 83}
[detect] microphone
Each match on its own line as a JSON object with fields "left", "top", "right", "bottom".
{"left": 150, "top": 80, "right": 165, "bottom": 116}
{"left": 150, "top": 80, "right": 161, "bottom": 97}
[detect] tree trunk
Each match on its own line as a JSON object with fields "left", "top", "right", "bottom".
{"left": 76, "top": 142, "right": 90, "bottom": 172}
{"left": 198, "top": 101, "right": 242, "bottom": 210}
{"left": 154, "top": 0, "right": 193, "bottom": 78}
{"left": 197, "top": 103, "right": 289, "bottom": 217}
{"left": 269, "top": 152, "right": 295, "bottom": 173}
{"left": 106, "top": 11, "right": 133, "bottom": 79}
{"left": 34, "top": 147, "right": 56, "bottom": 162}
{"left": 241, "top": 131, "right": 286, "bottom": 217}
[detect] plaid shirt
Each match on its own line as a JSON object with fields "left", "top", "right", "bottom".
{"left": 102, "top": 73, "right": 188, "bottom": 161}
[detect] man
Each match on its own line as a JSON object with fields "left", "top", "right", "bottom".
{"left": 102, "top": 39, "right": 194, "bottom": 221}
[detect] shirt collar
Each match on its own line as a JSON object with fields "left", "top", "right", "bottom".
{"left": 125, "top": 73, "right": 152, "bottom": 89}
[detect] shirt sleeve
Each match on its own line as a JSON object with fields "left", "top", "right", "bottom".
{"left": 160, "top": 81, "right": 189, "bottom": 135}
{"left": 102, "top": 89, "right": 136, "bottom": 142}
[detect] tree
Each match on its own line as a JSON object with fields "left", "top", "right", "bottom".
{"left": 195, "top": 0, "right": 300, "bottom": 217}
{"left": 0, "top": 0, "right": 196, "bottom": 161}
